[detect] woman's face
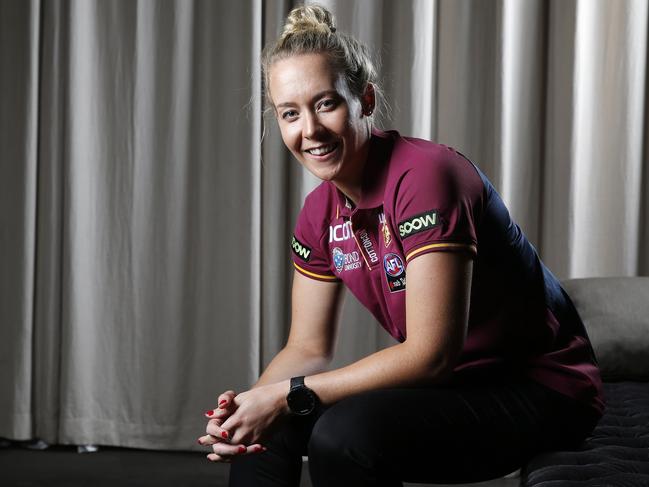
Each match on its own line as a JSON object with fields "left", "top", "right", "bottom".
{"left": 268, "top": 53, "right": 370, "bottom": 185}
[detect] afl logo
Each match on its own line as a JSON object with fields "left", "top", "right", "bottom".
{"left": 383, "top": 253, "right": 404, "bottom": 277}
{"left": 333, "top": 247, "right": 345, "bottom": 273}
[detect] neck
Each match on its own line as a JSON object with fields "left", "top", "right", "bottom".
{"left": 332, "top": 127, "right": 372, "bottom": 206}
{"left": 333, "top": 182, "right": 361, "bottom": 207}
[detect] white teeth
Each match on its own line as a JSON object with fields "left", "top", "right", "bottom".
{"left": 307, "top": 144, "right": 336, "bottom": 156}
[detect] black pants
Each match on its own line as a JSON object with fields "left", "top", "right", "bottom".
{"left": 228, "top": 377, "right": 600, "bottom": 487}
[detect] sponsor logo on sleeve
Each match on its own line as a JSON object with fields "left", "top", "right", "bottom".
{"left": 383, "top": 253, "right": 406, "bottom": 292}
{"left": 291, "top": 235, "right": 312, "bottom": 262}
{"left": 398, "top": 210, "right": 439, "bottom": 239}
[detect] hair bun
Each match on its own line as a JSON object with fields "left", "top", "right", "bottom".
{"left": 281, "top": 5, "right": 337, "bottom": 41}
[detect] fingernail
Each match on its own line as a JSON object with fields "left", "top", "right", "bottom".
{"left": 205, "top": 410, "right": 213, "bottom": 416}
{"left": 197, "top": 439, "right": 202, "bottom": 445}
{"left": 221, "top": 431, "right": 229, "bottom": 439}
{"left": 219, "top": 399, "right": 227, "bottom": 406}
{"left": 238, "top": 446, "right": 246, "bottom": 453}
{"left": 254, "top": 445, "right": 263, "bottom": 452}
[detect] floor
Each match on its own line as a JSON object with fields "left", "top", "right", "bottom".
{"left": 0, "top": 442, "right": 520, "bottom": 487}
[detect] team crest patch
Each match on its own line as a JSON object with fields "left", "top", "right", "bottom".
{"left": 291, "top": 235, "right": 311, "bottom": 262}
{"left": 382, "top": 222, "right": 392, "bottom": 247}
{"left": 398, "top": 210, "right": 439, "bottom": 239}
{"left": 383, "top": 253, "right": 406, "bottom": 293}
{"left": 333, "top": 247, "right": 345, "bottom": 273}
{"left": 379, "top": 212, "right": 392, "bottom": 247}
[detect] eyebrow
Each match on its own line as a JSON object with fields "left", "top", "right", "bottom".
{"left": 275, "top": 90, "right": 340, "bottom": 109}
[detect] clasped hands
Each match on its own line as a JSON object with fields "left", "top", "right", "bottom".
{"left": 198, "top": 381, "right": 289, "bottom": 462}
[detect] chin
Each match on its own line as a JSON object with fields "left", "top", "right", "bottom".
{"left": 304, "top": 161, "right": 343, "bottom": 182}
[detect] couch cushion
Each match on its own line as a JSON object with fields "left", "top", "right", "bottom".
{"left": 522, "top": 381, "right": 649, "bottom": 486}
{"left": 562, "top": 277, "right": 649, "bottom": 381}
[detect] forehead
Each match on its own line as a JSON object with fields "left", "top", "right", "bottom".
{"left": 269, "top": 53, "right": 342, "bottom": 105}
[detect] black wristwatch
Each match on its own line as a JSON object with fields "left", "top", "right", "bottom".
{"left": 286, "top": 376, "right": 318, "bottom": 415}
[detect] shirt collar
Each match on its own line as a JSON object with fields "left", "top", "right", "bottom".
{"left": 334, "top": 128, "right": 394, "bottom": 218}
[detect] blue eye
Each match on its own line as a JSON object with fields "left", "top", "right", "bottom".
{"left": 318, "top": 99, "right": 336, "bottom": 110}
{"left": 282, "top": 110, "right": 298, "bottom": 120}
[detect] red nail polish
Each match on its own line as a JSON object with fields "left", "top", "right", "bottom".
{"left": 238, "top": 446, "right": 246, "bottom": 453}
{"left": 219, "top": 399, "right": 227, "bottom": 406}
{"left": 254, "top": 445, "right": 263, "bottom": 452}
{"left": 197, "top": 439, "right": 202, "bottom": 445}
{"left": 221, "top": 431, "right": 229, "bottom": 439}
{"left": 205, "top": 410, "right": 213, "bottom": 416}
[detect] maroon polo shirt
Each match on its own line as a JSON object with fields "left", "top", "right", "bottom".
{"left": 290, "top": 129, "right": 604, "bottom": 414}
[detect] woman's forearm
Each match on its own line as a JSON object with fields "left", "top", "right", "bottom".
{"left": 302, "top": 341, "right": 450, "bottom": 406}
{"left": 260, "top": 342, "right": 451, "bottom": 416}
{"left": 253, "top": 345, "right": 332, "bottom": 388}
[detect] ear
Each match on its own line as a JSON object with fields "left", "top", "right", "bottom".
{"left": 361, "top": 83, "right": 376, "bottom": 116}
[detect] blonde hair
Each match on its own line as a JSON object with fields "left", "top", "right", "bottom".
{"left": 262, "top": 4, "right": 383, "bottom": 119}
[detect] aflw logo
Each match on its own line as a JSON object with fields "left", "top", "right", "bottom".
{"left": 398, "top": 210, "right": 439, "bottom": 238}
{"left": 291, "top": 235, "right": 312, "bottom": 262}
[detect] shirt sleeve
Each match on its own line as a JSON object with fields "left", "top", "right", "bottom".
{"left": 394, "top": 150, "right": 484, "bottom": 264}
{"left": 291, "top": 205, "right": 339, "bottom": 282}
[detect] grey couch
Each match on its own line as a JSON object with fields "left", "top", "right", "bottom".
{"left": 522, "top": 277, "right": 649, "bottom": 486}
{"left": 303, "top": 278, "right": 649, "bottom": 487}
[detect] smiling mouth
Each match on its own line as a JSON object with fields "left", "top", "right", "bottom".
{"left": 305, "top": 143, "right": 338, "bottom": 156}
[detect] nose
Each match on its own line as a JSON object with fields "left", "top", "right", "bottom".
{"left": 303, "top": 111, "right": 324, "bottom": 139}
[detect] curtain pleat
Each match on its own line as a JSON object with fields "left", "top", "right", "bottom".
{"left": 33, "top": 0, "right": 66, "bottom": 444}
{"left": 0, "top": 0, "right": 647, "bottom": 449}
{"left": 0, "top": 0, "right": 40, "bottom": 440}
{"left": 499, "top": 0, "right": 545, "bottom": 245}
{"left": 541, "top": 0, "right": 578, "bottom": 277}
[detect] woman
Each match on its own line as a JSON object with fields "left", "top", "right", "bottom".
{"left": 198, "top": 5, "right": 604, "bottom": 486}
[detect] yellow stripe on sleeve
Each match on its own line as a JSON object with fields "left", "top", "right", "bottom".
{"left": 406, "top": 243, "right": 477, "bottom": 262}
{"left": 293, "top": 263, "right": 339, "bottom": 281}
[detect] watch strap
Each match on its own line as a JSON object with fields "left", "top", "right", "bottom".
{"left": 290, "top": 376, "right": 305, "bottom": 391}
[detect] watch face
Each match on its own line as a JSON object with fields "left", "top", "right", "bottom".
{"left": 287, "top": 387, "right": 316, "bottom": 415}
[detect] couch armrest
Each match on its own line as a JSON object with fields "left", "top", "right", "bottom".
{"left": 562, "top": 277, "right": 649, "bottom": 381}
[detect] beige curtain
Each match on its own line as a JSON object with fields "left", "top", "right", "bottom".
{"left": 1, "top": 0, "right": 647, "bottom": 450}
